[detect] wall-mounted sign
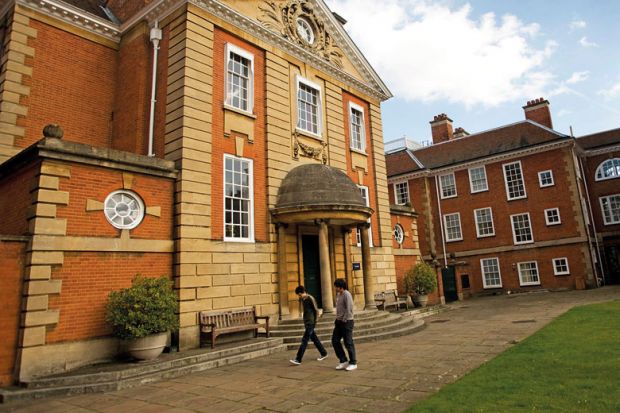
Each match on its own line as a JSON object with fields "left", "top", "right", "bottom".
{"left": 352, "top": 262, "right": 361, "bottom": 271}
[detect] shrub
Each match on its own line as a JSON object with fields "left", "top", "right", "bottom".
{"left": 106, "top": 275, "right": 178, "bottom": 340}
{"left": 404, "top": 262, "right": 437, "bottom": 295}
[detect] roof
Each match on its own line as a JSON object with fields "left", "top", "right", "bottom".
{"left": 576, "top": 128, "right": 620, "bottom": 150}
{"left": 60, "top": 0, "right": 112, "bottom": 21}
{"left": 387, "top": 120, "right": 570, "bottom": 178}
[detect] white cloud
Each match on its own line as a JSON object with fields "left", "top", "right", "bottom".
{"left": 566, "top": 71, "right": 589, "bottom": 84}
{"left": 569, "top": 20, "right": 586, "bottom": 30}
{"left": 325, "top": 0, "right": 556, "bottom": 106}
{"left": 598, "top": 81, "right": 620, "bottom": 99}
{"left": 579, "top": 36, "right": 599, "bottom": 47}
{"left": 556, "top": 109, "right": 571, "bottom": 117}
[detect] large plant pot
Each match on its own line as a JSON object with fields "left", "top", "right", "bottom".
{"left": 127, "top": 332, "right": 168, "bottom": 361}
{"left": 413, "top": 294, "right": 429, "bottom": 308}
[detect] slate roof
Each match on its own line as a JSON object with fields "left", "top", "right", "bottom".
{"left": 387, "top": 120, "right": 570, "bottom": 178}
{"left": 577, "top": 128, "right": 620, "bottom": 150}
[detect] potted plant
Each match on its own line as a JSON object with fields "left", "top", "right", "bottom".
{"left": 404, "top": 262, "right": 438, "bottom": 307}
{"left": 106, "top": 275, "right": 178, "bottom": 360}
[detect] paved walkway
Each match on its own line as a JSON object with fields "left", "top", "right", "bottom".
{"left": 2, "top": 286, "right": 619, "bottom": 413}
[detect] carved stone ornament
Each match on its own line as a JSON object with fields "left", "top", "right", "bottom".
{"left": 259, "top": 0, "right": 344, "bottom": 68}
{"left": 293, "top": 133, "right": 328, "bottom": 164}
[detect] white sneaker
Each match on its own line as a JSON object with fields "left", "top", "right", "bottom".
{"left": 289, "top": 359, "right": 301, "bottom": 366}
{"left": 317, "top": 354, "right": 328, "bottom": 361}
{"left": 345, "top": 363, "right": 357, "bottom": 371}
{"left": 335, "top": 362, "right": 349, "bottom": 370}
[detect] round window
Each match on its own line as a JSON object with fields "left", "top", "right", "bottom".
{"left": 104, "top": 190, "right": 145, "bottom": 230}
{"left": 393, "top": 224, "right": 404, "bottom": 244}
{"left": 296, "top": 17, "right": 315, "bottom": 44}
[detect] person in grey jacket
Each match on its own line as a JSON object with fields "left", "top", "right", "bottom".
{"left": 332, "top": 278, "right": 357, "bottom": 371}
{"left": 289, "top": 285, "right": 328, "bottom": 365}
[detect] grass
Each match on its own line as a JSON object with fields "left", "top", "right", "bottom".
{"left": 405, "top": 301, "right": 620, "bottom": 413}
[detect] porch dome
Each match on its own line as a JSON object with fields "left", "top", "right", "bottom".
{"left": 272, "top": 163, "right": 373, "bottom": 225}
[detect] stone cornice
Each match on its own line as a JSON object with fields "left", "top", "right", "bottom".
{"left": 583, "top": 143, "right": 620, "bottom": 157}
{"left": 388, "top": 139, "right": 574, "bottom": 183}
{"left": 16, "top": 0, "right": 120, "bottom": 41}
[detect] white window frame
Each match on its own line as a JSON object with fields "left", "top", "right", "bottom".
{"left": 510, "top": 212, "right": 534, "bottom": 245}
{"left": 503, "top": 160, "right": 527, "bottom": 200}
{"left": 356, "top": 185, "right": 373, "bottom": 247}
{"left": 600, "top": 194, "right": 620, "bottom": 225}
{"left": 439, "top": 173, "right": 457, "bottom": 199}
{"left": 468, "top": 166, "right": 488, "bottom": 193}
{"left": 296, "top": 75, "right": 322, "bottom": 138}
{"left": 518, "top": 261, "right": 540, "bottom": 286}
{"left": 349, "top": 102, "right": 366, "bottom": 152}
{"left": 538, "top": 170, "right": 554, "bottom": 187}
{"left": 223, "top": 154, "right": 254, "bottom": 242}
{"left": 224, "top": 43, "right": 254, "bottom": 114}
{"left": 474, "top": 207, "right": 495, "bottom": 238}
{"left": 394, "top": 181, "right": 409, "bottom": 205}
{"left": 443, "top": 212, "right": 463, "bottom": 242}
{"left": 480, "top": 257, "right": 502, "bottom": 288}
{"left": 552, "top": 257, "right": 570, "bottom": 275}
{"left": 544, "top": 208, "right": 561, "bottom": 226}
{"left": 595, "top": 158, "right": 620, "bottom": 181}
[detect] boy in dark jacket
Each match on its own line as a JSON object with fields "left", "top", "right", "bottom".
{"left": 289, "top": 285, "right": 328, "bottom": 365}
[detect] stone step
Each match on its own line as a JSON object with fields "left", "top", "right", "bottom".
{"left": 276, "top": 309, "right": 385, "bottom": 325}
{"left": 271, "top": 312, "right": 404, "bottom": 336}
{"left": 0, "top": 338, "right": 286, "bottom": 404}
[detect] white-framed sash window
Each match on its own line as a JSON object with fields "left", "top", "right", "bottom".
{"left": 225, "top": 43, "right": 254, "bottom": 113}
{"left": 224, "top": 154, "right": 254, "bottom": 242}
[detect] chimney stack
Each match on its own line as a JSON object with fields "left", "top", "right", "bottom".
{"left": 523, "top": 97, "right": 553, "bottom": 129}
{"left": 429, "top": 113, "right": 453, "bottom": 144}
{"left": 453, "top": 127, "right": 469, "bottom": 139}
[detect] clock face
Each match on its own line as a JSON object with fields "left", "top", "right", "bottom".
{"left": 296, "top": 17, "right": 314, "bottom": 44}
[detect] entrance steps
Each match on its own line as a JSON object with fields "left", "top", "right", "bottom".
{"left": 272, "top": 309, "right": 426, "bottom": 350}
{"left": 0, "top": 337, "right": 286, "bottom": 404}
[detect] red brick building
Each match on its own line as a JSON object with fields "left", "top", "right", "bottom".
{"left": 0, "top": 0, "right": 397, "bottom": 385}
{"left": 386, "top": 99, "right": 605, "bottom": 303}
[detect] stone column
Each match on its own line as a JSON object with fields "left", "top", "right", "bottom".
{"left": 342, "top": 228, "right": 354, "bottom": 298}
{"left": 276, "top": 223, "right": 290, "bottom": 319}
{"left": 360, "top": 223, "right": 376, "bottom": 310}
{"left": 318, "top": 220, "right": 334, "bottom": 313}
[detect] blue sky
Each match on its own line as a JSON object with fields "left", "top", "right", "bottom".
{"left": 325, "top": 0, "right": 620, "bottom": 144}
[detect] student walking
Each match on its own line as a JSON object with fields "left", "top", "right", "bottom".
{"left": 331, "top": 278, "right": 357, "bottom": 371}
{"left": 289, "top": 285, "right": 328, "bottom": 365}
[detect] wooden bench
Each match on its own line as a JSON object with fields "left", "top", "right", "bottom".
{"left": 374, "top": 290, "right": 410, "bottom": 311}
{"left": 199, "top": 307, "right": 270, "bottom": 349}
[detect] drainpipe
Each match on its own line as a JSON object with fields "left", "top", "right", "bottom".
{"left": 578, "top": 155, "right": 604, "bottom": 286}
{"left": 148, "top": 22, "right": 162, "bottom": 157}
{"left": 434, "top": 174, "right": 448, "bottom": 267}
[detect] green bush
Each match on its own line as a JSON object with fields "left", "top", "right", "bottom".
{"left": 404, "top": 262, "right": 437, "bottom": 295}
{"left": 106, "top": 275, "right": 178, "bottom": 340}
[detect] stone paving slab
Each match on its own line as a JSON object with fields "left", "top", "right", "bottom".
{"left": 2, "top": 286, "right": 619, "bottom": 413}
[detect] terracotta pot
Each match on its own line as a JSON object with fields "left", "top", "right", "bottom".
{"left": 127, "top": 332, "right": 168, "bottom": 360}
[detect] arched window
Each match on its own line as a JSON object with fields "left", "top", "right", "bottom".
{"left": 595, "top": 158, "right": 620, "bottom": 181}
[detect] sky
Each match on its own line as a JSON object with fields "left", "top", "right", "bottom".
{"left": 324, "top": 0, "right": 620, "bottom": 145}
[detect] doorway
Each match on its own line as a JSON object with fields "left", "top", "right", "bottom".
{"left": 441, "top": 266, "right": 458, "bottom": 302}
{"left": 302, "top": 235, "right": 323, "bottom": 308}
{"left": 603, "top": 244, "right": 620, "bottom": 285}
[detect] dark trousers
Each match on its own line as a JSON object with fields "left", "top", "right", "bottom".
{"left": 295, "top": 323, "right": 327, "bottom": 362}
{"left": 331, "top": 319, "right": 356, "bottom": 364}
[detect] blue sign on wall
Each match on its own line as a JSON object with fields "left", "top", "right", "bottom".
{"left": 352, "top": 262, "right": 361, "bottom": 271}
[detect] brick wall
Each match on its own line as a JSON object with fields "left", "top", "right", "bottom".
{"left": 0, "top": 162, "right": 37, "bottom": 235}
{"left": 47, "top": 252, "right": 172, "bottom": 342}
{"left": 55, "top": 164, "right": 174, "bottom": 239}
{"left": 211, "top": 28, "right": 267, "bottom": 242}
{"left": 17, "top": 20, "right": 116, "bottom": 149}
{"left": 0, "top": 239, "right": 26, "bottom": 386}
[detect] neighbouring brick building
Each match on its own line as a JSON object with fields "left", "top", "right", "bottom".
{"left": 386, "top": 99, "right": 611, "bottom": 304}
{"left": 0, "top": 0, "right": 397, "bottom": 384}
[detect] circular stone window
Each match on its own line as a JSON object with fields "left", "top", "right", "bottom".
{"left": 393, "top": 224, "right": 404, "bottom": 244}
{"left": 296, "top": 17, "right": 315, "bottom": 45}
{"left": 104, "top": 190, "right": 145, "bottom": 230}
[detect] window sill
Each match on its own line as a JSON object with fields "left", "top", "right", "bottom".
{"left": 223, "top": 237, "right": 256, "bottom": 243}
{"left": 350, "top": 148, "right": 367, "bottom": 156}
{"left": 507, "top": 195, "right": 528, "bottom": 201}
{"left": 446, "top": 238, "right": 463, "bottom": 243}
{"left": 295, "top": 128, "right": 323, "bottom": 141}
{"left": 223, "top": 104, "right": 256, "bottom": 119}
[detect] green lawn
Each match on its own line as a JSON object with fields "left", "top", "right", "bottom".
{"left": 405, "top": 301, "right": 620, "bottom": 413}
